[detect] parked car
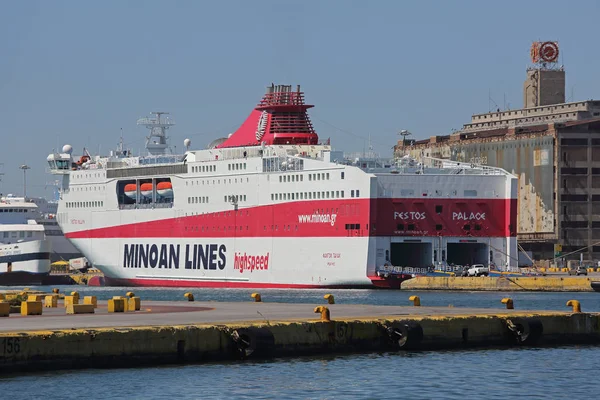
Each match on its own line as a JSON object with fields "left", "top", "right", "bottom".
{"left": 568, "top": 266, "right": 588, "bottom": 276}
{"left": 467, "top": 264, "right": 490, "bottom": 277}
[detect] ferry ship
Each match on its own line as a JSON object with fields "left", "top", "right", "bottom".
{"left": 47, "top": 84, "right": 518, "bottom": 288}
{"left": 0, "top": 195, "right": 52, "bottom": 285}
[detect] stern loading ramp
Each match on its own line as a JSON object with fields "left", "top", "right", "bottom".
{"left": 390, "top": 242, "right": 432, "bottom": 268}
{"left": 446, "top": 242, "right": 489, "bottom": 266}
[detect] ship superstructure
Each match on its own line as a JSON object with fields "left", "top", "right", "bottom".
{"left": 0, "top": 195, "right": 51, "bottom": 285}
{"left": 47, "top": 85, "right": 518, "bottom": 288}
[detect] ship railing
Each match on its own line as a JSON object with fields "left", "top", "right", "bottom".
{"left": 422, "top": 157, "right": 508, "bottom": 175}
{"left": 262, "top": 155, "right": 304, "bottom": 173}
{"left": 119, "top": 202, "right": 173, "bottom": 210}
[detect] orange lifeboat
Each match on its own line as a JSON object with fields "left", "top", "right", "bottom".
{"left": 156, "top": 181, "right": 173, "bottom": 198}
{"left": 140, "top": 183, "right": 153, "bottom": 197}
{"left": 124, "top": 183, "right": 137, "bottom": 199}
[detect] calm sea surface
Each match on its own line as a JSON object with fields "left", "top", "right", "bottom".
{"left": 1, "top": 286, "right": 599, "bottom": 399}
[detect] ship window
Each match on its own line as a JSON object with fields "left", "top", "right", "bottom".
{"left": 19, "top": 231, "right": 25, "bottom": 238}
{"left": 326, "top": 173, "right": 330, "bottom": 180}
{"left": 356, "top": 190, "right": 360, "bottom": 197}
{"left": 224, "top": 196, "right": 227, "bottom": 202}
{"left": 341, "top": 191, "right": 344, "bottom": 198}
{"left": 292, "top": 193, "right": 295, "bottom": 200}
{"left": 244, "top": 163, "right": 246, "bottom": 169}
{"left": 27, "top": 231, "right": 32, "bottom": 238}
{"left": 351, "top": 190, "right": 355, "bottom": 198}
{"left": 463, "top": 224, "right": 471, "bottom": 231}
{"left": 474, "top": 224, "right": 482, "bottom": 231}
{"left": 317, "top": 174, "right": 321, "bottom": 181}
{"left": 336, "top": 190, "right": 340, "bottom": 198}
{"left": 407, "top": 224, "right": 415, "bottom": 231}
{"left": 436, "top": 224, "right": 443, "bottom": 231}
{"left": 244, "top": 195, "right": 246, "bottom": 201}
{"left": 326, "top": 192, "right": 330, "bottom": 198}
{"left": 436, "top": 205, "right": 443, "bottom": 214}
{"left": 2, "top": 232, "right": 7, "bottom": 238}
{"left": 341, "top": 172, "right": 345, "bottom": 179}
{"left": 397, "top": 224, "right": 404, "bottom": 231}
{"left": 279, "top": 176, "right": 282, "bottom": 182}
{"left": 300, "top": 175, "right": 303, "bottom": 182}
{"left": 464, "top": 190, "right": 477, "bottom": 197}
{"left": 271, "top": 194, "right": 274, "bottom": 200}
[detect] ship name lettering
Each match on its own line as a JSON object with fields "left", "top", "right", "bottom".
{"left": 123, "top": 244, "right": 225, "bottom": 270}
{"left": 394, "top": 211, "right": 426, "bottom": 220}
{"left": 452, "top": 212, "right": 486, "bottom": 221}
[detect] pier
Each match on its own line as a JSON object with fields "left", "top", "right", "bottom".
{"left": 2, "top": 292, "right": 600, "bottom": 373}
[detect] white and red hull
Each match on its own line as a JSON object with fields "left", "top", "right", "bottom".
{"left": 48, "top": 86, "right": 519, "bottom": 288}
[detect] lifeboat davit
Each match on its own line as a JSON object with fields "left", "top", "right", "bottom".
{"left": 140, "top": 183, "right": 153, "bottom": 198}
{"left": 124, "top": 183, "right": 137, "bottom": 200}
{"left": 156, "top": 181, "right": 173, "bottom": 198}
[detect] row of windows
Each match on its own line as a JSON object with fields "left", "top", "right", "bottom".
{"left": 269, "top": 190, "right": 361, "bottom": 201}
{"left": 0, "top": 208, "right": 32, "bottom": 213}
{"left": 70, "top": 186, "right": 103, "bottom": 192}
{"left": 398, "top": 189, "right": 479, "bottom": 197}
{"left": 188, "top": 196, "right": 209, "bottom": 204}
{"left": 2, "top": 231, "right": 34, "bottom": 238}
{"left": 227, "top": 163, "right": 247, "bottom": 171}
{"left": 272, "top": 190, "right": 345, "bottom": 201}
{"left": 225, "top": 195, "right": 247, "bottom": 202}
{"left": 188, "top": 177, "right": 250, "bottom": 186}
{"left": 190, "top": 165, "right": 217, "bottom": 173}
{"left": 396, "top": 223, "right": 483, "bottom": 231}
{"left": 66, "top": 201, "right": 104, "bottom": 208}
{"left": 71, "top": 172, "right": 104, "bottom": 180}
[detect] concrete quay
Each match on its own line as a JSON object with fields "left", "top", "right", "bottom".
{"left": 401, "top": 276, "right": 599, "bottom": 291}
{"left": 2, "top": 296, "right": 600, "bottom": 373}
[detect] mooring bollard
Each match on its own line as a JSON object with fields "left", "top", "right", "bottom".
{"left": 324, "top": 294, "right": 335, "bottom": 304}
{"left": 409, "top": 295, "right": 421, "bottom": 306}
{"left": 566, "top": 299, "right": 581, "bottom": 313}
{"left": 251, "top": 293, "right": 262, "bottom": 302}
{"left": 501, "top": 298, "right": 514, "bottom": 309}
{"left": 184, "top": 292, "right": 194, "bottom": 302}
{"left": 314, "top": 306, "right": 330, "bottom": 321}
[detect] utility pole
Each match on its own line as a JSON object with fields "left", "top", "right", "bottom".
{"left": 20, "top": 164, "right": 30, "bottom": 198}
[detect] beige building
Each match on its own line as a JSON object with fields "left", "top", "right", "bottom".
{"left": 396, "top": 65, "right": 600, "bottom": 262}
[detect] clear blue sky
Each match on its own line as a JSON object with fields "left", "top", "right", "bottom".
{"left": 2, "top": 0, "right": 599, "bottom": 198}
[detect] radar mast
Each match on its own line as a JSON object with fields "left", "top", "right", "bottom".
{"left": 137, "top": 111, "right": 175, "bottom": 155}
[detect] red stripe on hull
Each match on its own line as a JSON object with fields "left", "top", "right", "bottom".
{"left": 64, "top": 198, "right": 515, "bottom": 239}
{"left": 104, "top": 276, "right": 375, "bottom": 289}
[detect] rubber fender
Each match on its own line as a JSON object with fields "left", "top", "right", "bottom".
{"left": 384, "top": 320, "right": 424, "bottom": 350}
{"left": 505, "top": 318, "right": 543, "bottom": 345}
{"left": 231, "top": 327, "right": 275, "bottom": 359}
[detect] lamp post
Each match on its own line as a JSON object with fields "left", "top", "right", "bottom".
{"left": 20, "top": 164, "right": 30, "bottom": 198}
{"left": 398, "top": 130, "right": 412, "bottom": 156}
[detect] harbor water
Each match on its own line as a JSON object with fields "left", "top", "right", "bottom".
{"left": 2, "top": 286, "right": 599, "bottom": 399}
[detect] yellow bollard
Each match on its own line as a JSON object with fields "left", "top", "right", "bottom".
{"left": 314, "top": 306, "right": 331, "bottom": 321}
{"left": 70, "top": 291, "right": 80, "bottom": 303}
{"left": 44, "top": 295, "right": 58, "bottom": 308}
{"left": 108, "top": 298, "right": 125, "bottom": 313}
{"left": 501, "top": 298, "right": 514, "bottom": 309}
{"left": 64, "top": 295, "right": 79, "bottom": 307}
{"left": 409, "top": 295, "right": 421, "bottom": 306}
{"left": 324, "top": 294, "right": 335, "bottom": 304}
{"left": 184, "top": 292, "right": 194, "bottom": 302}
{"left": 128, "top": 297, "right": 141, "bottom": 311}
{"left": 567, "top": 299, "right": 582, "bottom": 313}
{"left": 21, "top": 301, "right": 43, "bottom": 316}
{"left": 251, "top": 293, "right": 262, "bottom": 302}
{"left": 83, "top": 296, "right": 98, "bottom": 308}
{"left": 126, "top": 291, "right": 135, "bottom": 298}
